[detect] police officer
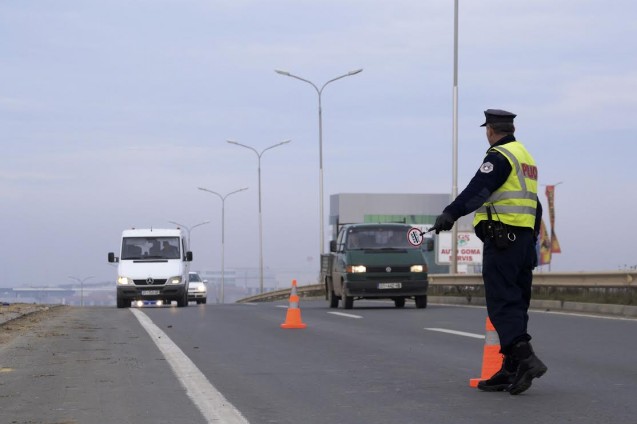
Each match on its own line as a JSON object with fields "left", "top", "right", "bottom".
{"left": 433, "top": 109, "right": 547, "bottom": 395}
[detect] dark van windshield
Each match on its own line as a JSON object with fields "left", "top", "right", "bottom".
{"left": 347, "top": 226, "right": 413, "bottom": 249}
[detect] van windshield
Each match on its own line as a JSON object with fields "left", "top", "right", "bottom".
{"left": 121, "top": 237, "right": 181, "bottom": 260}
{"left": 346, "top": 227, "right": 413, "bottom": 250}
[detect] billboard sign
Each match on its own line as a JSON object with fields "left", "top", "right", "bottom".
{"left": 436, "top": 232, "right": 483, "bottom": 265}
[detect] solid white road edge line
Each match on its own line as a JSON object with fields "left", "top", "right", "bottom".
{"left": 328, "top": 312, "right": 363, "bottom": 319}
{"left": 431, "top": 302, "right": 637, "bottom": 321}
{"left": 424, "top": 328, "right": 485, "bottom": 339}
{"left": 131, "top": 309, "right": 249, "bottom": 424}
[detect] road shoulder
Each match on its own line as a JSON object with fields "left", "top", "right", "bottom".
{"left": 0, "top": 307, "right": 208, "bottom": 424}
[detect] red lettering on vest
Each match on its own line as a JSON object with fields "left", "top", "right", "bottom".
{"left": 522, "top": 164, "right": 538, "bottom": 180}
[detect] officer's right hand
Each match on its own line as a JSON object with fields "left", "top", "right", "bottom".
{"left": 433, "top": 212, "right": 455, "bottom": 234}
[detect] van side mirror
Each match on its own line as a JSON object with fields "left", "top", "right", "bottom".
{"left": 185, "top": 251, "right": 193, "bottom": 262}
{"left": 329, "top": 240, "right": 337, "bottom": 253}
{"left": 108, "top": 252, "right": 118, "bottom": 263}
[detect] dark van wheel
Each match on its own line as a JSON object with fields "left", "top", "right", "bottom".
{"left": 415, "top": 295, "right": 428, "bottom": 309}
{"left": 341, "top": 295, "right": 353, "bottom": 309}
{"left": 394, "top": 298, "right": 406, "bottom": 308}
{"left": 328, "top": 286, "right": 339, "bottom": 309}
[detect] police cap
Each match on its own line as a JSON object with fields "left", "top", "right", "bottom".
{"left": 480, "top": 109, "right": 517, "bottom": 127}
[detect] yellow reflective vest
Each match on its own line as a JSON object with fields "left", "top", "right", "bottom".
{"left": 472, "top": 141, "right": 538, "bottom": 229}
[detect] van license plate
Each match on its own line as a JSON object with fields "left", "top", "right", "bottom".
{"left": 141, "top": 290, "right": 160, "bottom": 295}
{"left": 378, "top": 283, "right": 401, "bottom": 289}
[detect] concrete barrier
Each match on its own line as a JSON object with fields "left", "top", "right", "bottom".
{"left": 429, "top": 271, "right": 637, "bottom": 287}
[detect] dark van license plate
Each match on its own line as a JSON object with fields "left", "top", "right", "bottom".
{"left": 378, "top": 283, "right": 401, "bottom": 289}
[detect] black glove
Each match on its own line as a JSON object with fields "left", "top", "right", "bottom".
{"left": 433, "top": 212, "right": 455, "bottom": 234}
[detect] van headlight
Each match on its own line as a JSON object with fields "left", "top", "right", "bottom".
{"left": 117, "top": 276, "right": 133, "bottom": 285}
{"left": 346, "top": 265, "right": 366, "bottom": 273}
{"left": 169, "top": 276, "right": 183, "bottom": 284}
{"left": 410, "top": 265, "right": 424, "bottom": 273}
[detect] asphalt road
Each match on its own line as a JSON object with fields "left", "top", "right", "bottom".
{"left": 1, "top": 300, "right": 636, "bottom": 424}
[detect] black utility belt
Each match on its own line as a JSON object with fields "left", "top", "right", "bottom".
{"left": 485, "top": 205, "right": 517, "bottom": 250}
{"left": 486, "top": 220, "right": 515, "bottom": 249}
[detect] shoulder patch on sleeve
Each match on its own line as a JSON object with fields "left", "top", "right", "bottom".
{"left": 480, "top": 162, "right": 494, "bottom": 173}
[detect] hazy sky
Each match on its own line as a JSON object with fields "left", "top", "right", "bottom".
{"left": 2, "top": 0, "right": 636, "bottom": 288}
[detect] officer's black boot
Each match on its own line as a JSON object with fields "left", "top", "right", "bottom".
{"left": 508, "top": 341, "right": 548, "bottom": 395}
{"left": 477, "top": 355, "right": 516, "bottom": 392}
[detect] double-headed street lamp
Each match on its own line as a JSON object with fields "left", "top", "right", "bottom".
{"left": 227, "top": 139, "right": 291, "bottom": 295}
{"left": 275, "top": 68, "right": 363, "bottom": 254}
{"left": 68, "top": 275, "right": 94, "bottom": 307}
{"left": 167, "top": 220, "right": 210, "bottom": 248}
{"left": 198, "top": 187, "right": 248, "bottom": 303}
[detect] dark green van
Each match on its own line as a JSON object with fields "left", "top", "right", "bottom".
{"left": 320, "top": 223, "right": 429, "bottom": 309}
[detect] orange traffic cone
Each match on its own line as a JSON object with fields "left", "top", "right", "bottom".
{"left": 280, "top": 279, "right": 307, "bottom": 329}
{"left": 469, "top": 317, "right": 503, "bottom": 387}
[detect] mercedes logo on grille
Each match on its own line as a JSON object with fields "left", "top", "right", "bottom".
{"left": 386, "top": 267, "right": 392, "bottom": 273}
{"left": 146, "top": 277, "right": 154, "bottom": 285}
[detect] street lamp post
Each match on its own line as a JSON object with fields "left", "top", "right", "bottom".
{"left": 227, "top": 139, "right": 291, "bottom": 295}
{"left": 451, "top": 0, "right": 460, "bottom": 274}
{"left": 198, "top": 187, "right": 248, "bottom": 303}
{"left": 167, "top": 220, "right": 211, "bottom": 248}
{"left": 68, "top": 275, "right": 94, "bottom": 307}
{"left": 275, "top": 68, "right": 363, "bottom": 254}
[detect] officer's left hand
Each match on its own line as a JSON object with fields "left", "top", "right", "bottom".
{"left": 433, "top": 212, "right": 455, "bottom": 234}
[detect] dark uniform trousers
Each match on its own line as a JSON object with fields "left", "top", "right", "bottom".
{"left": 480, "top": 226, "right": 536, "bottom": 354}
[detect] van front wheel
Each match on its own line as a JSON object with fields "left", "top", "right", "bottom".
{"left": 415, "top": 295, "right": 428, "bottom": 309}
{"left": 341, "top": 295, "right": 353, "bottom": 310}
{"left": 177, "top": 291, "right": 188, "bottom": 307}
{"left": 116, "top": 296, "right": 127, "bottom": 309}
{"left": 327, "top": 279, "right": 339, "bottom": 308}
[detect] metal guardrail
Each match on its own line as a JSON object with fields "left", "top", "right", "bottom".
{"left": 237, "top": 284, "right": 324, "bottom": 303}
{"left": 237, "top": 271, "right": 637, "bottom": 304}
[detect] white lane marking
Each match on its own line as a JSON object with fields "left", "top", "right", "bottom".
{"left": 131, "top": 309, "right": 249, "bottom": 424}
{"left": 328, "top": 312, "right": 363, "bottom": 319}
{"left": 275, "top": 305, "right": 288, "bottom": 309}
{"left": 241, "top": 302, "right": 259, "bottom": 306}
{"left": 425, "top": 328, "right": 485, "bottom": 339}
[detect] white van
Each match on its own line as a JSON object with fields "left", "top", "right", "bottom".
{"left": 108, "top": 228, "right": 193, "bottom": 308}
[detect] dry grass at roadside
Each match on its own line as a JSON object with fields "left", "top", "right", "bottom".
{"left": 0, "top": 304, "right": 69, "bottom": 346}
